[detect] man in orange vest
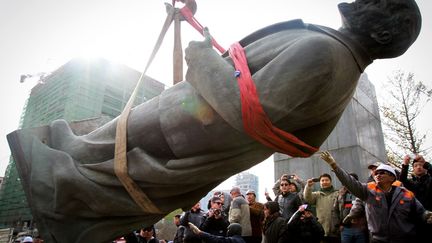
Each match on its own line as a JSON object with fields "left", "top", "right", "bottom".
{"left": 320, "top": 151, "right": 432, "bottom": 243}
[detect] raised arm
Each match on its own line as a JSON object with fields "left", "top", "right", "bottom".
{"left": 320, "top": 151, "right": 369, "bottom": 201}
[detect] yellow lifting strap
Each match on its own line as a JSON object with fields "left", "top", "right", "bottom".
{"left": 113, "top": 6, "right": 179, "bottom": 215}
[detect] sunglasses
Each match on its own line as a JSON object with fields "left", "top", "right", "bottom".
{"left": 280, "top": 183, "right": 289, "bottom": 186}
{"left": 374, "top": 171, "right": 390, "bottom": 176}
{"left": 214, "top": 202, "right": 224, "bottom": 205}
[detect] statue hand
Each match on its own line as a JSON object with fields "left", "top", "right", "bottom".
{"left": 185, "top": 27, "right": 213, "bottom": 66}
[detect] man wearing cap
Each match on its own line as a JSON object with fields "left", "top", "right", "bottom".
{"left": 320, "top": 151, "right": 432, "bottom": 243}
{"left": 229, "top": 187, "right": 252, "bottom": 239}
{"left": 367, "top": 162, "right": 381, "bottom": 182}
{"left": 400, "top": 154, "right": 432, "bottom": 241}
{"left": 245, "top": 190, "right": 264, "bottom": 243}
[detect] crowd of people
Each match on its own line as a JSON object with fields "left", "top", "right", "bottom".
{"left": 118, "top": 153, "right": 432, "bottom": 243}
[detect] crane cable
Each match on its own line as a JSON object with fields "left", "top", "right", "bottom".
{"left": 113, "top": 5, "right": 177, "bottom": 215}
{"left": 113, "top": 0, "right": 224, "bottom": 214}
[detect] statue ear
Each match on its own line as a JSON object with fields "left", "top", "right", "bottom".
{"left": 371, "top": 30, "right": 392, "bottom": 44}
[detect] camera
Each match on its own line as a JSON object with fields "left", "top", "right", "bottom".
{"left": 312, "top": 177, "right": 320, "bottom": 182}
{"left": 213, "top": 208, "right": 221, "bottom": 215}
{"left": 210, "top": 208, "right": 221, "bottom": 216}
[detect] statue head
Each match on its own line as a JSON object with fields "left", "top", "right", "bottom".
{"left": 338, "top": 0, "right": 422, "bottom": 59}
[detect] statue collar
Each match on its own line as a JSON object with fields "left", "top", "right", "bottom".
{"left": 229, "top": 19, "right": 373, "bottom": 73}
{"left": 307, "top": 24, "right": 373, "bottom": 72}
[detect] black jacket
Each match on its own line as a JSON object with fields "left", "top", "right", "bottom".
{"left": 400, "top": 162, "right": 432, "bottom": 210}
{"left": 287, "top": 211, "right": 324, "bottom": 243}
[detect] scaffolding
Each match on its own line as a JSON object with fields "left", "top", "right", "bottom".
{"left": 0, "top": 58, "right": 164, "bottom": 227}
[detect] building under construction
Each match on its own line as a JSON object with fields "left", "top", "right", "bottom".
{"left": 0, "top": 58, "right": 164, "bottom": 229}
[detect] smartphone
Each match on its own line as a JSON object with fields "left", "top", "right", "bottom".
{"left": 312, "top": 177, "right": 320, "bottom": 182}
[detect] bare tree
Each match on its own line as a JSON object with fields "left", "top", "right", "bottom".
{"left": 380, "top": 70, "right": 431, "bottom": 164}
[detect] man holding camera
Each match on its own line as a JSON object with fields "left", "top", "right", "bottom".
{"left": 400, "top": 155, "right": 432, "bottom": 210}
{"left": 400, "top": 154, "right": 432, "bottom": 241}
{"left": 201, "top": 196, "right": 230, "bottom": 238}
{"left": 303, "top": 174, "right": 340, "bottom": 243}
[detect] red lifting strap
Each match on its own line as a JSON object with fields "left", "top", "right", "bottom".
{"left": 229, "top": 42, "right": 319, "bottom": 157}
{"left": 180, "top": 5, "right": 226, "bottom": 54}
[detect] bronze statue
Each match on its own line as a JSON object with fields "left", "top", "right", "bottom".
{"left": 7, "top": 1, "right": 421, "bottom": 242}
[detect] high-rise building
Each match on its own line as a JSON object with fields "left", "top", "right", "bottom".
{"left": 234, "top": 172, "right": 259, "bottom": 200}
{"left": 0, "top": 58, "right": 164, "bottom": 228}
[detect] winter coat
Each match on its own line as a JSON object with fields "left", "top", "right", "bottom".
{"left": 287, "top": 211, "right": 324, "bottom": 243}
{"left": 303, "top": 184, "right": 339, "bottom": 237}
{"left": 173, "top": 226, "right": 186, "bottom": 243}
{"left": 229, "top": 196, "right": 252, "bottom": 236}
{"left": 334, "top": 166, "right": 429, "bottom": 243}
{"left": 400, "top": 162, "right": 432, "bottom": 210}
{"left": 275, "top": 192, "right": 302, "bottom": 220}
{"left": 199, "top": 232, "right": 245, "bottom": 243}
{"left": 248, "top": 201, "right": 264, "bottom": 237}
{"left": 201, "top": 212, "right": 230, "bottom": 237}
{"left": 263, "top": 214, "right": 287, "bottom": 243}
{"left": 180, "top": 209, "right": 206, "bottom": 242}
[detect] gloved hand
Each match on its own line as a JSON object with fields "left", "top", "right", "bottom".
{"left": 188, "top": 222, "right": 202, "bottom": 235}
{"left": 320, "top": 151, "right": 337, "bottom": 169}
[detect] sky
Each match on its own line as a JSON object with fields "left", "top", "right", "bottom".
{"left": 0, "top": 0, "right": 431, "bottom": 199}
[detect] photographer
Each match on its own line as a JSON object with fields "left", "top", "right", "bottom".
{"left": 201, "top": 196, "right": 230, "bottom": 238}
{"left": 400, "top": 154, "right": 432, "bottom": 241}
{"left": 303, "top": 174, "right": 339, "bottom": 243}
{"left": 287, "top": 204, "right": 324, "bottom": 243}
{"left": 400, "top": 154, "right": 432, "bottom": 210}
